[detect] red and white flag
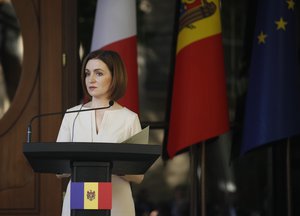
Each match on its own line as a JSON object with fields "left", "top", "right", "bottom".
{"left": 91, "top": 0, "right": 139, "bottom": 113}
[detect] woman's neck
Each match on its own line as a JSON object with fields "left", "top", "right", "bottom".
{"left": 91, "top": 98, "right": 110, "bottom": 108}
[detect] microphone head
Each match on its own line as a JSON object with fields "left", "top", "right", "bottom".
{"left": 109, "top": 100, "right": 114, "bottom": 106}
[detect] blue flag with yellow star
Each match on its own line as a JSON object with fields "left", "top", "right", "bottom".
{"left": 241, "top": 0, "right": 300, "bottom": 154}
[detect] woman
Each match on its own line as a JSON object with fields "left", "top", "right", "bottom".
{"left": 57, "top": 50, "right": 144, "bottom": 216}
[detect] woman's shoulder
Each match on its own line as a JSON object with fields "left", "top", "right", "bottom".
{"left": 112, "top": 104, "right": 137, "bottom": 117}
{"left": 66, "top": 104, "right": 85, "bottom": 112}
{"left": 121, "top": 107, "right": 138, "bottom": 117}
{"left": 110, "top": 102, "right": 135, "bottom": 114}
{"left": 109, "top": 105, "right": 139, "bottom": 122}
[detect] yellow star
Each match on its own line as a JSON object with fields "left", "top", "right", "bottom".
{"left": 257, "top": 31, "right": 267, "bottom": 44}
{"left": 286, "top": 0, "right": 295, "bottom": 10}
{"left": 275, "top": 17, "right": 287, "bottom": 30}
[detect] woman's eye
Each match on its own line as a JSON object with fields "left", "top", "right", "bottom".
{"left": 85, "top": 71, "right": 90, "bottom": 76}
{"left": 96, "top": 72, "right": 103, "bottom": 76}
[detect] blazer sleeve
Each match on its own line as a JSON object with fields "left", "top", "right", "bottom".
{"left": 130, "top": 114, "right": 142, "bottom": 136}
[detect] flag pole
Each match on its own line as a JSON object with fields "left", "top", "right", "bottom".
{"left": 201, "top": 141, "right": 206, "bottom": 216}
{"left": 189, "top": 144, "right": 200, "bottom": 216}
{"left": 286, "top": 138, "right": 291, "bottom": 216}
{"left": 190, "top": 141, "right": 206, "bottom": 216}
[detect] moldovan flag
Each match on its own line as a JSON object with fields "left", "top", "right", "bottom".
{"left": 166, "top": 0, "right": 229, "bottom": 158}
{"left": 241, "top": 0, "right": 300, "bottom": 154}
{"left": 91, "top": 0, "right": 139, "bottom": 113}
{"left": 71, "top": 182, "right": 112, "bottom": 210}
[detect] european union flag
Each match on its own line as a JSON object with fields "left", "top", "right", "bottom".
{"left": 241, "top": 0, "right": 300, "bottom": 154}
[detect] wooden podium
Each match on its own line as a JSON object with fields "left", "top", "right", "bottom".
{"left": 23, "top": 142, "right": 161, "bottom": 216}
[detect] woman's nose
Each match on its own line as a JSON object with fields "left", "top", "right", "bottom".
{"left": 89, "top": 74, "right": 96, "bottom": 82}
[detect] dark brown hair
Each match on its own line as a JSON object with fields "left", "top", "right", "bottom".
{"left": 81, "top": 50, "right": 127, "bottom": 101}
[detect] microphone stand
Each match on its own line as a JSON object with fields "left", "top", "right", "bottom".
{"left": 26, "top": 101, "right": 114, "bottom": 143}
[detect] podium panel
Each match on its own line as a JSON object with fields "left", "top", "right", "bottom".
{"left": 71, "top": 162, "right": 112, "bottom": 216}
{"left": 23, "top": 142, "right": 161, "bottom": 216}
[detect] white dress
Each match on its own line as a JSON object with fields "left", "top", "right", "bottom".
{"left": 56, "top": 105, "right": 141, "bottom": 216}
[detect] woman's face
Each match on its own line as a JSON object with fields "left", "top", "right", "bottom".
{"left": 85, "top": 59, "right": 112, "bottom": 100}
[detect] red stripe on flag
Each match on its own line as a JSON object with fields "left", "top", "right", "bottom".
{"left": 98, "top": 182, "right": 112, "bottom": 210}
{"left": 167, "top": 34, "right": 229, "bottom": 158}
{"left": 102, "top": 36, "right": 139, "bottom": 113}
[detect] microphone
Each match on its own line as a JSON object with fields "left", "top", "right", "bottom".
{"left": 26, "top": 100, "right": 114, "bottom": 143}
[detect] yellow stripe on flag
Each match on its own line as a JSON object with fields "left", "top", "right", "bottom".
{"left": 177, "top": 0, "right": 222, "bottom": 53}
{"left": 84, "top": 182, "right": 98, "bottom": 209}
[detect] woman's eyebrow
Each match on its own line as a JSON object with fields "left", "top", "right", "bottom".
{"left": 94, "top": 68, "right": 105, "bottom": 72}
